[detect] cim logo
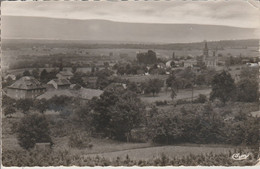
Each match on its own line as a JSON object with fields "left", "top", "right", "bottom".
{"left": 231, "top": 153, "right": 254, "bottom": 161}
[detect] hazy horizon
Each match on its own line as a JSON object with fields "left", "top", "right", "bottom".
{"left": 2, "top": 15, "right": 259, "bottom": 44}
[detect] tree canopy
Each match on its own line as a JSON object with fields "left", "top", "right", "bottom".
{"left": 210, "top": 71, "right": 236, "bottom": 104}
{"left": 17, "top": 113, "right": 52, "bottom": 149}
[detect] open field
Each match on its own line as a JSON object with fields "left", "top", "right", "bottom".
{"left": 85, "top": 144, "right": 235, "bottom": 160}
{"left": 140, "top": 88, "right": 211, "bottom": 103}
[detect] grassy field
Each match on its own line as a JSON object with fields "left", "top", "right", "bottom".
{"left": 85, "top": 144, "right": 235, "bottom": 160}
{"left": 140, "top": 88, "right": 211, "bottom": 103}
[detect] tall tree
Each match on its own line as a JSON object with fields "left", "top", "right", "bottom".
{"left": 236, "top": 78, "right": 259, "bottom": 102}
{"left": 91, "top": 88, "right": 145, "bottom": 141}
{"left": 170, "top": 87, "right": 177, "bottom": 100}
{"left": 143, "top": 78, "right": 164, "bottom": 96}
{"left": 17, "top": 113, "right": 52, "bottom": 149}
{"left": 210, "top": 71, "right": 235, "bottom": 104}
{"left": 23, "top": 70, "right": 31, "bottom": 76}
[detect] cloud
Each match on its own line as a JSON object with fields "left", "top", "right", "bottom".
{"left": 1, "top": 0, "right": 259, "bottom": 28}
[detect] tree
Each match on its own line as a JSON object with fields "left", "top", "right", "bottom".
{"left": 109, "top": 91, "right": 145, "bottom": 141}
{"left": 33, "top": 99, "right": 48, "bottom": 113}
{"left": 40, "top": 69, "right": 48, "bottom": 83}
{"left": 2, "top": 95, "right": 16, "bottom": 107}
{"left": 72, "top": 65, "right": 78, "bottom": 74}
{"left": 236, "top": 78, "right": 259, "bottom": 102}
{"left": 143, "top": 79, "right": 164, "bottom": 96}
{"left": 4, "top": 106, "right": 16, "bottom": 118}
{"left": 170, "top": 88, "right": 177, "bottom": 100}
{"left": 16, "top": 99, "right": 33, "bottom": 113}
{"left": 70, "top": 73, "right": 86, "bottom": 87}
{"left": 23, "top": 70, "right": 31, "bottom": 76}
{"left": 91, "top": 88, "right": 145, "bottom": 141}
{"left": 210, "top": 71, "right": 235, "bottom": 104}
{"left": 40, "top": 69, "right": 58, "bottom": 83}
{"left": 31, "top": 68, "right": 40, "bottom": 79}
{"left": 240, "top": 67, "right": 258, "bottom": 80}
{"left": 2, "top": 76, "right": 15, "bottom": 88}
{"left": 166, "top": 73, "right": 178, "bottom": 91}
{"left": 148, "top": 112, "right": 183, "bottom": 144}
{"left": 136, "top": 50, "right": 157, "bottom": 64}
{"left": 17, "top": 113, "right": 52, "bottom": 150}
{"left": 127, "top": 82, "right": 141, "bottom": 93}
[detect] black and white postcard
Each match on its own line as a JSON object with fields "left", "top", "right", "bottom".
{"left": 1, "top": 0, "right": 260, "bottom": 167}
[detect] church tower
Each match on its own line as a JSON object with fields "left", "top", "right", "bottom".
{"left": 203, "top": 41, "right": 209, "bottom": 57}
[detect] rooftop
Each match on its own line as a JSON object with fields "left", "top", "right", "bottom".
{"left": 48, "top": 79, "right": 71, "bottom": 86}
{"left": 58, "top": 70, "right": 74, "bottom": 76}
{"left": 8, "top": 76, "right": 45, "bottom": 90}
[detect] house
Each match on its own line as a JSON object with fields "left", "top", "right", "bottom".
{"left": 56, "top": 70, "right": 74, "bottom": 79}
{"left": 157, "top": 63, "right": 166, "bottom": 69}
{"left": 47, "top": 79, "right": 71, "bottom": 90}
{"left": 7, "top": 76, "right": 46, "bottom": 99}
{"left": 246, "top": 63, "right": 259, "bottom": 68}
{"left": 166, "top": 60, "right": 173, "bottom": 68}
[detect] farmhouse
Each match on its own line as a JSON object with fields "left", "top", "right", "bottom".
{"left": 7, "top": 76, "right": 46, "bottom": 99}
{"left": 56, "top": 70, "right": 74, "bottom": 79}
{"left": 47, "top": 79, "right": 71, "bottom": 90}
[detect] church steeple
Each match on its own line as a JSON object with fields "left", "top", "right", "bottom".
{"left": 203, "top": 41, "right": 209, "bottom": 57}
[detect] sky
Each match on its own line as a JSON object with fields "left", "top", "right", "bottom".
{"left": 2, "top": 0, "right": 260, "bottom": 28}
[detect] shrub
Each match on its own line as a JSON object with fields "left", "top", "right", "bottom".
{"left": 176, "top": 99, "right": 191, "bottom": 105}
{"left": 129, "top": 127, "right": 148, "bottom": 142}
{"left": 4, "top": 106, "right": 16, "bottom": 118}
{"left": 155, "top": 100, "right": 168, "bottom": 106}
{"left": 17, "top": 113, "right": 52, "bottom": 150}
{"left": 194, "top": 94, "right": 207, "bottom": 103}
{"left": 68, "top": 132, "right": 92, "bottom": 148}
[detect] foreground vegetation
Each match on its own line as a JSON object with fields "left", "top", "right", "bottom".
{"left": 2, "top": 59, "right": 259, "bottom": 166}
{"left": 3, "top": 148, "right": 257, "bottom": 166}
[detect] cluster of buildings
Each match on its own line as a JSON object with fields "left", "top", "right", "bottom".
{"left": 5, "top": 70, "right": 103, "bottom": 100}
{"left": 165, "top": 41, "right": 218, "bottom": 69}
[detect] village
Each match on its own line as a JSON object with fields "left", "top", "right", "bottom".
{"left": 2, "top": 41, "right": 259, "bottom": 102}
{"left": 2, "top": 39, "right": 260, "bottom": 166}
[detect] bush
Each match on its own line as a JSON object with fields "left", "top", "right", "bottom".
{"left": 129, "top": 127, "right": 148, "bottom": 143}
{"left": 17, "top": 113, "right": 52, "bottom": 150}
{"left": 176, "top": 99, "right": 191, "bottom": 105}
{"left": 4, "top": 106, "right": 16, "bottom": 118}
{"left": 68, "top": 132, "right": 92, "bottom": 148}
{"left": 194, "top": 94, "right": 207, "bottom": 103}
{"left": 155, "top": 100, "right": 168, "bottom": 106}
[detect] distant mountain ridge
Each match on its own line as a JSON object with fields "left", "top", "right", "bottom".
{"left": 2, "top": 15, "right": 259, "bottom": 43}
{"left": 2, "top": 38, "right": 259, "bottom": 51}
